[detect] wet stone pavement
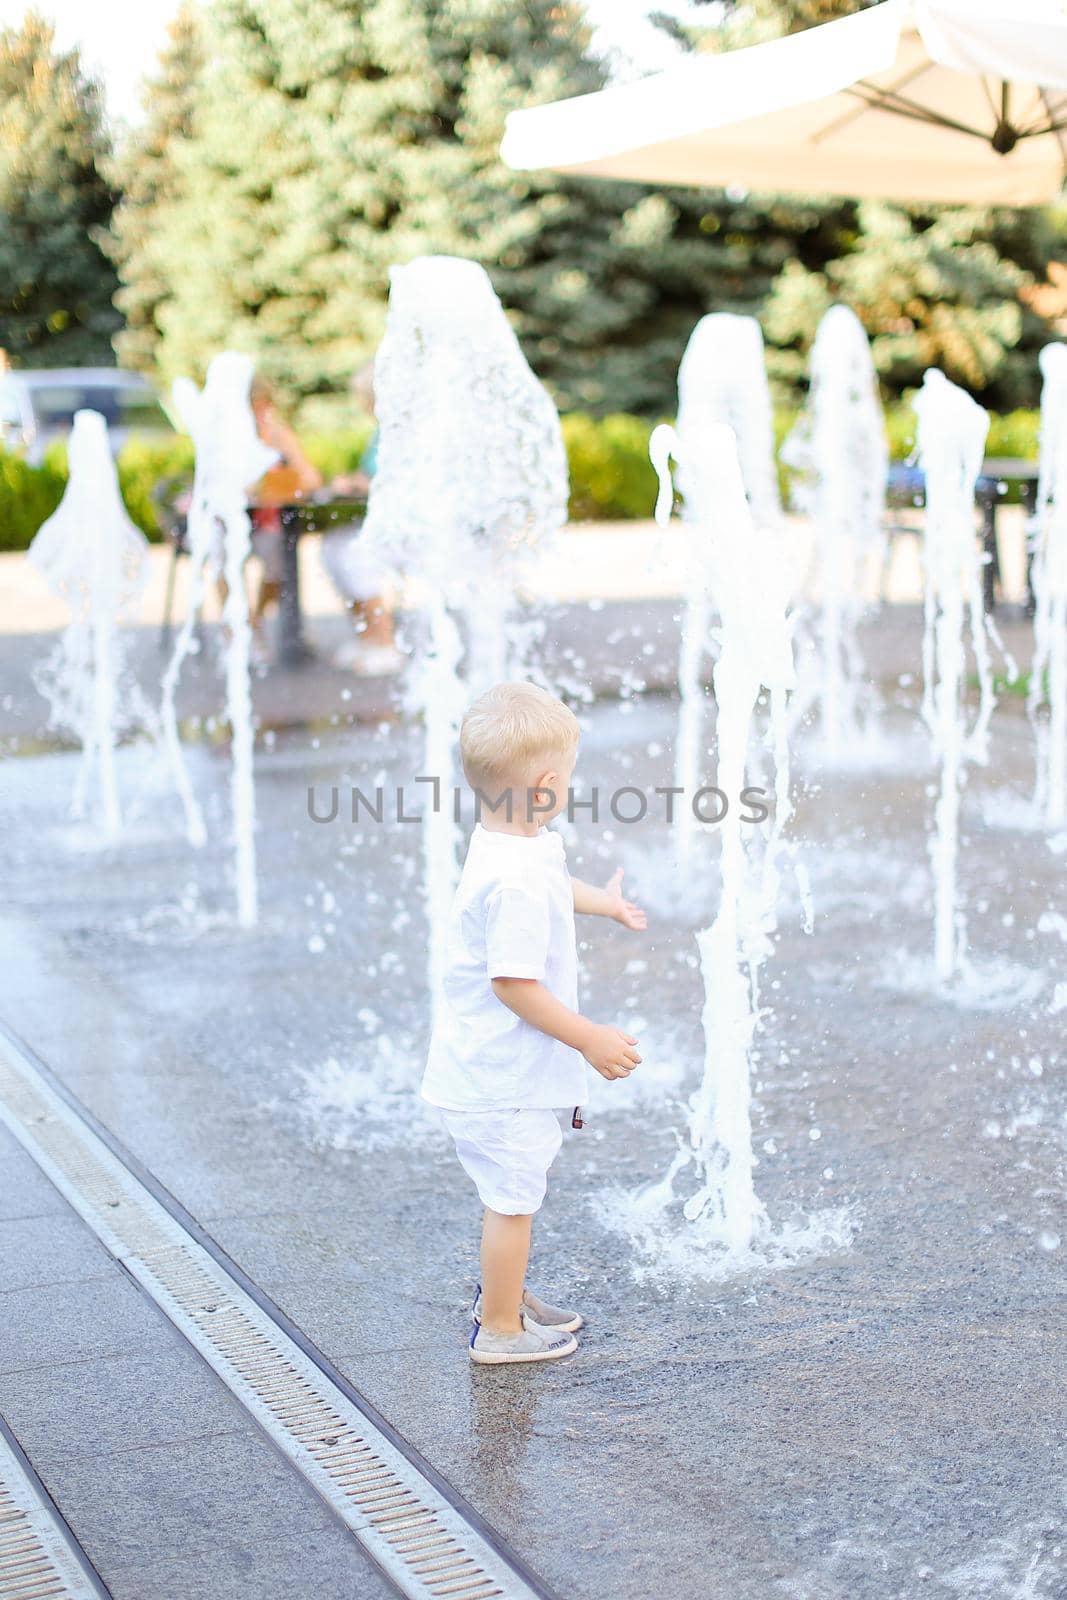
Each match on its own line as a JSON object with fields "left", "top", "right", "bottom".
{"left": 0, "top": 611, "right": 1065, "bottom": 1599}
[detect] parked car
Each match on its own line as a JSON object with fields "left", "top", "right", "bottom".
{"left": 0, "top": 368, "right": 174, "bottom": 462}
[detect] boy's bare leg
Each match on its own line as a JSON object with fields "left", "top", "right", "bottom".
{"left": 479, "top": 1209, "right": 532, "bottom": 1336}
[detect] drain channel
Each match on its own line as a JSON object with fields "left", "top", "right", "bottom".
{"left": 0, "top": 1030, "right": 554, "bottom": 1600}
{"left": 0, "top": 1418, "right": 109, "bottom": 1599}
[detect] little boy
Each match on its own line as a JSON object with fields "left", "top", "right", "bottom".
{"left": 422, "top": 680, "right": 647, "bottom": 1365}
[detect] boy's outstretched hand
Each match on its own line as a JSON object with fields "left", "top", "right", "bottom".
{"left": 604, "top": 868, "right": 647, "bottom": 931}
{"left": 582, "top": 1023, "right": 641, "bottom": 1081}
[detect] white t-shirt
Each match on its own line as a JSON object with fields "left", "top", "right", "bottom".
{"left": 421, "top": 823, "right": 589, "bottom": 1112}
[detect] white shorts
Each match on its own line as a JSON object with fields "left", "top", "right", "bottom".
{"left": 440, "top": 1108, "right": 564, "bottom": 1216}
{"left": 320, "top": 527, "right": 389, "bottom": 603}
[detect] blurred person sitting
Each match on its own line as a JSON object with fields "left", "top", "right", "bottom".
{"left": 319, "top": 363, "right": 405, "bottom": 676}
{"left": 248, "top": 376, "right": 324, "bottom": 662}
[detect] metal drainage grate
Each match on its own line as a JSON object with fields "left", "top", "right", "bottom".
{"left": 0, "top": 1421, "right": 108, "bottom": 1599}
{"left": 0, "top": 1035, "right": 551, "bottom": 1600}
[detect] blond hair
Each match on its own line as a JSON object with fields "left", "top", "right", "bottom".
{"left": 460, "top": 681, "right": 579, "bottom": 793}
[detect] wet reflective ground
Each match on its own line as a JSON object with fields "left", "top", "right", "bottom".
{"left": 1, "top": 637, "right": 1065, "bottom": 1598}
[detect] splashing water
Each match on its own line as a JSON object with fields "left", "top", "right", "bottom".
{"left": 783, "top": 306, "right": 888, "bottom": 758}
{"left": 676, "top": 315, "right": 782, "bottom": 531}
{"left": 1029, "top": 342, "right": 1067, "bottom": 827}
{"left": 914, "top": 369, "right": 999, "bottom": 983}
{"left": 160, "top": 353, "right": 278, "bottom": 927}
{"left": 362, "top": 255, "right": 568, "bottom": 1021}
{"left": 615, "top": 421, "right": 854, "bottom": 1278}
{"left": 668, "top": 314, "right": 783, "bottom": 869}
{"left": 28, "top": 410, "right": 152, "bottom": 836}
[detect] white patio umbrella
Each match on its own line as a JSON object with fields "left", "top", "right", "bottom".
{"left": 501, "top": 0, "right": 1067, "bottom": 206}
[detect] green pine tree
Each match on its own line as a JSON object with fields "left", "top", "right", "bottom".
{"left": 724, "top": 0, "right": 875, "bottom": 40}
{"left": 109, "top": 5, "right": 206, "bottom": 375}
{"left": 763, "top": 204, "right": 1029, "bottom": 400}
{"left": 681, "top": 0, "right": 1064, "bottom": 407}
{"left": 656, "top": 0, "right": 877, "bottom": 50}
{"left": 0, "top": 15, "right": 121, "bottom": 367}
{"left": 119, "top": 0, "right": 860, "bottom": 421}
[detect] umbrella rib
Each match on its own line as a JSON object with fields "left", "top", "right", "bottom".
{"left": 1038, "top": 88, "right": 1067, "bottom": 166}
{"left": 846, "top": 83, "right": 992, "bottom": 143}
{"left": 978, "top": 74, "right": 1001, "bottom": 126}
{"left": 1017, "top": 89, "right": 1064, "bottom": 137}
{"left": 1014, "top": 119, "right": 1067, "bottom": 141}
{"left": 812, "top": 58, "right": 935, "bottom": 144}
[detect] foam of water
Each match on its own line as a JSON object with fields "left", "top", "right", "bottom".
{"left": 28, "top": 410, "right": 152, "bottom": 836}
{"left": 161, "top": 353, "right": 277, "bottom": 925}
{"left": 362, "top": 255, "right": 568, "bottom": 1023}
{"left": 975, "top": 785, "right": 1047, "bottom": 832}
{"left": 793, "top": 716, "right": 930, "bottom": 774}
{"left": 1037, "top": 909, "right": 1067, "bottom": 942}
{"left": 112, "top": 882, "right": 237, "bottom": 945}
{"left": 1028, "top": 341, "right": 1067, "bottom": 827}
{"left": 783, "top": 306, "right": 888, "bottom": 760}
{"left": 780, "top": 843, "right": 930, "bottom": 918}
{"left": 877, "top": 948, "right": 1047, "bottom": 1011}
{"left": 291, "top": 1037, "right": 445, "bottom": 1152}
{"left": 777, "top": 1524, "right": 1061, "bottom": 1600}
{"left": 593, "top": 1176, "right": 856, "bottom": 1285}
{"left": 940, "top": 1532, "right": 1061, "bottom": 1600}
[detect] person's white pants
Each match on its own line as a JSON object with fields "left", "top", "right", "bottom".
{"left": 320, "top": 525, "right": 389, "bottom": 603}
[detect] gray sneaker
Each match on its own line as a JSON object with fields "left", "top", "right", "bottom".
{"left": 472, "top": 1283, "right": 583, "bottom": 1334}
{"left": 469, "top": 1308, "right": 578, "bottom": 1366}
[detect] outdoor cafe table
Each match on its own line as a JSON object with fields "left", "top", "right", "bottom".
{"left": 274, "top": 493, "right": 367, "bottom": 668}
{"left": 886, "top": 458, "right": 1039, "bottom": 615}
{"left": 160, "top": 494, "right": 368, "bottom": 664}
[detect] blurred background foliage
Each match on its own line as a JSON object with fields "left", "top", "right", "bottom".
{"left": 0, "top": 0, "right": 1060, "bottom": 436}
{"left": 0, "top": 404, "right": 1043, "bottom": 551}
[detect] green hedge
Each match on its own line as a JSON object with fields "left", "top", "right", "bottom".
{"left": 303, "top": 427, "right": 373, "bottom": 481}
{"left": 0, "top": 429, "right": 371, "bottom": 553}
{"left": 569, "top": 404, "right": 1043, "bottom": 520}
{"left": 562, "top": 412, "right": 660, "bottom": 522}
{"left": 0, "top": 407, "right": 1044, "bottom": 553}
{"left": 0, "top": 450, "right": 66, "bottom": 552}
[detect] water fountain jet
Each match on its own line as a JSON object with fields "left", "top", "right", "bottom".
{"left": 629, "top": 420, "right": 811, "bottom": 1267}
{"left": 160, "top": 352, "right": 277, "bottom": 927}
{"left": 671, "top": 314, "right": 782, "bottom": 869}
{"left": 783, "top": 305, "right": 888, "bottom": 759}
{"left": 29, "top": 409, "right": 151, "bottom": 836}
{"left": 362, "top": 255, "right": 568, "bottom": 1023}
{"left": 913, "top": 369, "right": 996, "bottom": 983}
{"left": 1029, "top": 343, "right": 1067, "bottom": 828}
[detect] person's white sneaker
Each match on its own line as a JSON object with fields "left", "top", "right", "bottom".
{"left": 469, "top": 1308, "right": 578, "bottom": 1366}
{"left": 472, "top": 1284, "right": 583, "bottom": 1334}
{"left": 335, "top": 641, "right": 407, "bottom": 676}
{"left": 332, "top": 639, "right": 364, "bottom": 670}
